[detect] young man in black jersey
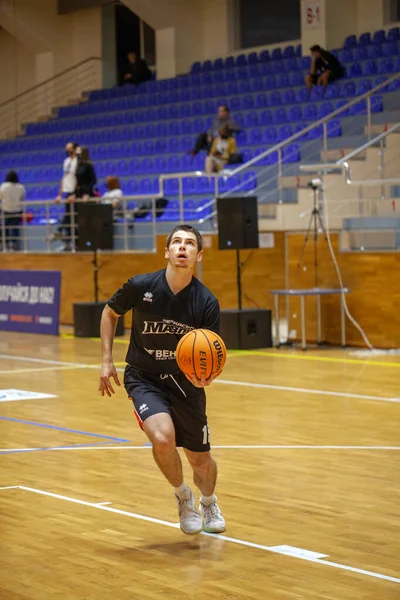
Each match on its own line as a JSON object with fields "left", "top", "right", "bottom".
{"left": 99, "top": 225, "right": 225, "bottom": 535}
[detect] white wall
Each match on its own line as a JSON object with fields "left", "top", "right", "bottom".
{"left": 0, "top": 28, "right": 36, "bottom": 104}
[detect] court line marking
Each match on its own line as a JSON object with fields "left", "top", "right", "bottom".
{"left": 59, "top": 333, "right": 400, "bottom": 369}
{"left": 1, "top": 485, "right": 398, "bottom": 585}
{"left": 227, "top": 350, "right": 400, "bottom": 369}
{"left": 0, "top": 442, "right": 130, "bottom": 455}
{"left": 215, "top": 379, "right": 400, "bottom": 403}
{"left": 0, "top": 416, "right": 130, "bottom": 442}
{"left": 0, "top": 366, "right": 87, "bottom": 375}
{"left": 1, "top": 353, "right": 399, "bottom": 404}
{"left": 1, "top": 444, "right": 399, "bottom": 455}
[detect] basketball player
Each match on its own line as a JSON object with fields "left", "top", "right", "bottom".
{"left": 99, "top": 225, "right": 225, "bottom": 535}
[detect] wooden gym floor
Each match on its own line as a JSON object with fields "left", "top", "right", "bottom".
{"left": 0, "top": 330, "right": 399, "bottom": 600}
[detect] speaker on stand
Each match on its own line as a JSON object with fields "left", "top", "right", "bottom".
{"left": 217, "top": 196, "right": 272, "bottom": 349}
{"left": 73, "top": 204, "right": 124, "bottom": 337}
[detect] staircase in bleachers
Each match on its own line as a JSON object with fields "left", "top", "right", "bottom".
{"left": 0, "top": 27, "right": 399, "bottom": 229}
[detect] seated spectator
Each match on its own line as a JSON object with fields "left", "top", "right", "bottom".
{"left": 74, "top": 146, "right": 97, "bottom": 200}
{"left": 123, "top": 52, "right": 152, "bottom": 86}
{"left": 205, "top": 125, "right": 237, "bottom": 173}
{"left": 191, "top": 105, "right": 240, "bottom": 158}
{"left": 0, "top": 170, "right": 25, "bottom": 251}
{"left": 102, "top": 176, "right": 123, "bottom": 210}
{"left": 305, "top": 45, "right": 344, "bottom": 90}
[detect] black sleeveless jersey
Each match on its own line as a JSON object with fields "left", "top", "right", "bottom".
{"left": 107, "top": 269, "right": 220, "bottom": 375}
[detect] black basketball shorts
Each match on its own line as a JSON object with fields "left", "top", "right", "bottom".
{"left": 124, "top": 365, "right": 211, "bottom": 452}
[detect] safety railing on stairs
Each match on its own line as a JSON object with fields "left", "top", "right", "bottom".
{"left": 299, "top": 123, "right": 400, "bottom": 251}
{"left": 0, "top": 57, "right": 102, "bottom": 140}
{"left": 158, "top": 71, "right": 400, "bottom": 221}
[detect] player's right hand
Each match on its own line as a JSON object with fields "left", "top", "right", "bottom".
{"left": 99, "top": 362, "right": 121, "bottom": 397}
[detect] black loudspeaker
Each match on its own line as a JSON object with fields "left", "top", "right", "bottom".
{"left": 73, "top": 302, "right": 125, "bottom": 337}
{"left": 217, "top": 196, "right": 259, "bottom": 250}
{"left": 77, "top": 204, "right": 114, "bottom": 251}
{"left": 220, "top": 309, "right": 272, "bottom": 350}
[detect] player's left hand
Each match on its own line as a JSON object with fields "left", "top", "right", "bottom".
{"left": 186, "top": 372, "right": 221, "bottom": 388}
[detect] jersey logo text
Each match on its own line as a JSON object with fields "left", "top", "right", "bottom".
{"left": 143, "top": 292, "right": 153, "bottom": 303}
{"left": 142, "top": 319, "right": 193, "bottom": 335}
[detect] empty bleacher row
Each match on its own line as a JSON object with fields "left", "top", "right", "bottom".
{"left": 0, "top": 27, "right": 399, "bottom": 223}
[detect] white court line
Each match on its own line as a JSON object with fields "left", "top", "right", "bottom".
{"left": 0, "top": 366, "right": 86, "bottom": 375}
{"left": 1, "top": 353, "right": 399, "bottom": 404}
{"left": 215, "top": 379, "right": 400, "bottom": 404}
{"left": 1, "top": 445, "right": 399, "bottom": 454}
{"left": 94, "top": 501, "right": 112, "bottom": 506}
{"left": 0, "top": 485, "right": 19, "bottom": 490}
{"left": 1, "top": 485, "right": 399, "bottom": 585}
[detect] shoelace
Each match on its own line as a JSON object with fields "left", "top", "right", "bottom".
{"left": 179, "top": 496, "right": 197, "bottom": 515}
{"left": 203, "top": 502, "right": 221, "bottom": 521}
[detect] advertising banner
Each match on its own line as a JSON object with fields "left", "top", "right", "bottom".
{"left": 0, "top": 270, "right": 61, "bottom": 335}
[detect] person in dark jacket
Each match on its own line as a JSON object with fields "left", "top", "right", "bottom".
{"left": 123, "top": 52, "right": 152, "bottom": 85}
{"left": 305, "top": 45, "right": 344, "bottom": 90}
{"left": 75, "top": 146, "right": 97, "bottom": 199}
{"left": 190, "top": 105, "right": 240, "bottom": 158}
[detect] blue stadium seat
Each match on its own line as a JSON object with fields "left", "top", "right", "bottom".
{"left": 288, "top": 106, "right": 302, "bottom": 122}
{"left": 389, "top": 78, "right": 400, "bottom": 91}
{"left": 371, "top": 95, "right": 383, "bottom": 112}
{"left": 273, "top": 108, "right": 287, "bottom": 123}
{"left": 283, "top": 58, "right": 298, "bottom": 72}
{"left": 229, "top": 97, "right": 242, "bottom": 111}
{"left": 271, "top": 48, "right": 282, "bottom": 60}
{"left": 260, "top": 110, "right": 273, "bottom": 125}
{"left": 387, "top": 27, "right": 400, "bottom": 41}
{"left": 259, "top": 49, "right": 270, "bottom": 62}
{"left": 344, "top": 35, "right": 357, "bottom": 48}
{"left": 363, "top": 60, "right": 378, "bottom": 75}
{"left": 236, "top": 54, "right": 247, "bottom": 66}
{"left": 382, "top": 42, "right": 398, "bottom": 57}
{"left": 126, "top": 180, "right": 139, "bottom": 195}
{"left": 354, "top": 47, "right": 368, "bottom": 61}
{"left": 255, "top": 93, "right": 268, "bottom": 108}
{"left": 303, "top": 104, "right": 318, "bottom": 120}
{"left": 375, "top": 76, "right": 390, "bottom": 92}
{"left": 213, "top": 58, "right": 224, "bottom": 70}
{"left": 335, "top": 100, "right": 350, "bottom": 116}
{"left": 296, "top": 88, "right": 309, "bottom": 103}
{"left": 349, "top": 63, "right": 363, "bottom": 77}
{"left": 325, "top": 83, "right": 341, "bottom": 99}
{"left": 269, "top": 91, "right": 282, "bottom": 105}
{"left": 396, "top": 56, "right": 400, "bottom": 71}
{"left": 167, "top": 156, "right": 181, "bottom": 172}
{"left": 283, "top": 143, "right": 300, "bottom": 162}
{"left": 338, "top": 48, "right": 353, "bottom": 63}
{"left": 372, "top": 30, "right": 386, "bottom": 44}
{"left": 308, "top": 124, "right": 323, "bottom": 139}
{"left": 281, "top": 89, "right": 295, "bottom": 104}
{"left": 299, "top": 56, "right": 312, "bottom": 70}
{"left": 245, "top": 112, "right": 258, "bottom": 126}
{"left": 271, "top": 60, "right": 284, "bottom": 74}
{"left": 283, "top": 46, "right": 295, "bottom": 58}
{"left": 250, "top": 128, "right": 263, "bottom": 145}
{"left": 379, "top": 58, "right": 394, "bottom": 73}
{"left": 356, "top": 80, "right": 372, "bottom": 95}
{"left": 248, "top": 52, "right": 259, "bottom": 64}
{"left": 167, "top": 139, "right": 181, "bottom": 154}
{"left": 277, "top": 73, "right": 290, "bottom": 88}
{"left": 319, "top": 102, "right": 334, "bottom": 118}
{"left": 293, "top": 123, "right": 308, "bottom": 141}
{"left": 248, "top": 63, "right": 260, "bottom": 77}
{"left": 343, "top": 81, "right": 356, "bottom": 96}
{"left": 242, "top": 171, "right": 257, "bottom": 191}
{"left": 278, "top": 125, "right": 293, "bottom": 141}
{"left": 349, "top": 99, "right": 367, "bottom": 116}
{"left": 250, "top": 78, "right": 265, "bottom": 92}
{"left": 203, "top": 60, "right": 212, "bottom": 71}
{"left": 290, "top": 72, "right": 304, "bottom": 86}
{"left": 264, "top": 127, "right": 277, "bottom": 144}
{"left": 242, "top": 95, "right": 254, "bottom": 109}
{"left": 359, "top": 32, "right": 372, "bottom": 46}
{"left": 264, "top": 75, "right": 276, "bottom": 90}
{"left": 310, "top": 86, "right": 325, "bottom": 101}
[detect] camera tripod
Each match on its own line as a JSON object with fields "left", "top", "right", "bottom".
{"left": 297, "top": 185, "right": 329, "bottom": 288}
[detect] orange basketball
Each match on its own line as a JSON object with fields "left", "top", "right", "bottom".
{"left": 176, "top": 329, "right": 226, "bottom": 381}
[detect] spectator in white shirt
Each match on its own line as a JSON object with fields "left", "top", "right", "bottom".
{"left": 102, "top": 176, "right": 123, "bottom": 210}
{"left": 0, "top": 170, "right": 25, "bottom": 251}
{"left": 53, "top": 141, "right": 78, "bottom": 250}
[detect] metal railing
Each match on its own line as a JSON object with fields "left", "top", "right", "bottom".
{"left": 0, "top": 195, "right": 160, "bottom": 254}
{"left": 158, "top": 71, "right": 400, "bottom": 215}
{"left": 299, "top": 124, "right": 400, "bottom": 251}
{"left": 0, "top": 57, "right": 102, "bottom": 140}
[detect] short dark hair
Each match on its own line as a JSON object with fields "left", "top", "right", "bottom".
{"left": 220, "top": 104, "right": 230, "bottom": 113}
{"left": 166, "top": 224, "right": 203, "bottom": 251}
{"left": 310, "top": 45, "right": 322, "bottom": 52}
{"left": 6, "top": 170, "right": 19, "bottom": 183}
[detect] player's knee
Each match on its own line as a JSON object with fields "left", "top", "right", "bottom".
{"left": 305, "top": 74, "right": 311, "bottom": 85}
{"left": 189, "top": 451, "right": 213, "bottom": 470}
{"left": 151, "top": 430, "right": 175, "bottom": 454}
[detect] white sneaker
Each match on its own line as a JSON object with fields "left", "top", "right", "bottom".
{"left": 200, "top": 496, "right": 226, "bottom": 533}
{"left": 175, "top": 490, "right": 202, "bottom": 535}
